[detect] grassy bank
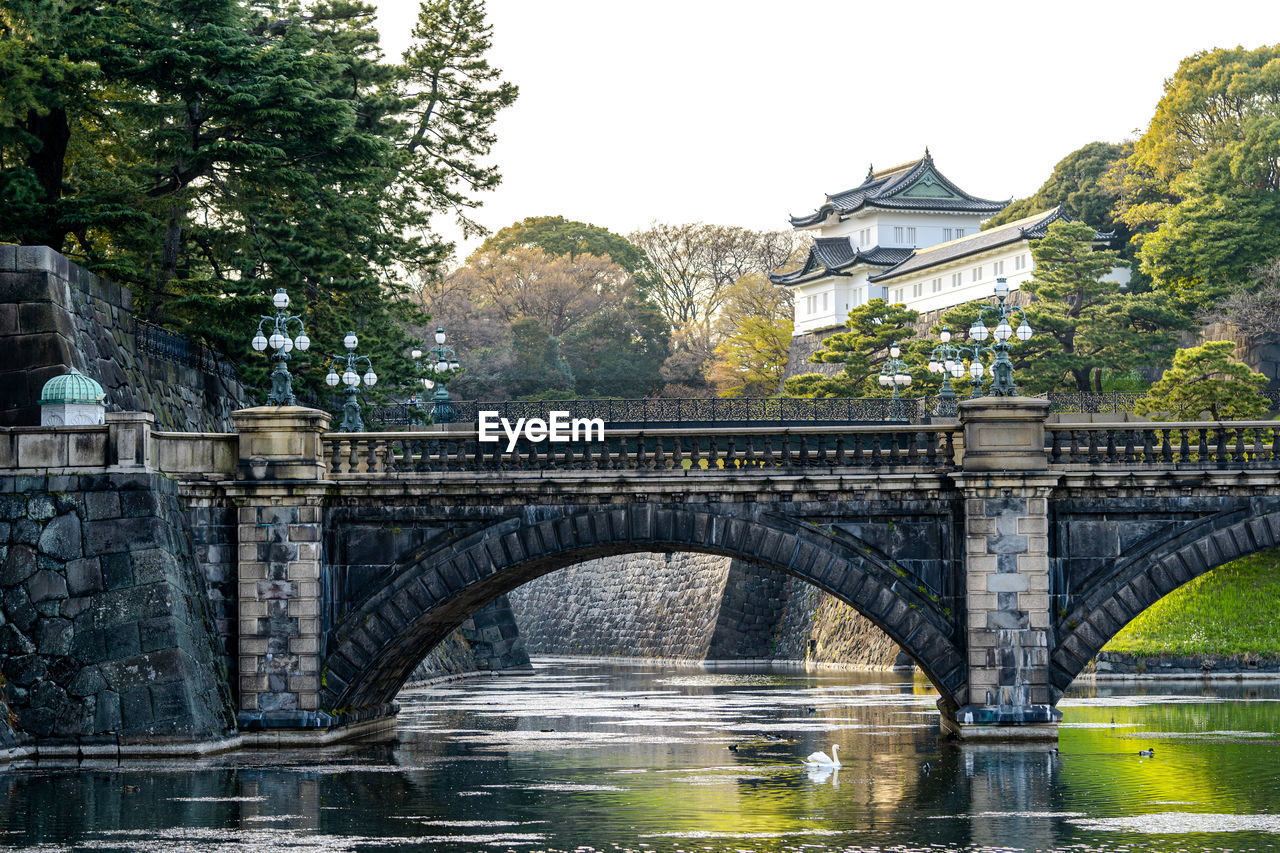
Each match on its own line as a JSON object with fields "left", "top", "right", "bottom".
{"left": 1102, "top": 548, "right": 1280, "bottom": 657}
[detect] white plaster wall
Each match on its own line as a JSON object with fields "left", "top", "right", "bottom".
{"left": 821, "top": 212, "right": 984, "bottom": 250}
{"left": 882, "top": 243, "right": 1035, "bottom": 315}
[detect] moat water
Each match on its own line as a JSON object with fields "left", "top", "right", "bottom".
{"left": 3, "top": 659, "right": 1280, "bottom": 852}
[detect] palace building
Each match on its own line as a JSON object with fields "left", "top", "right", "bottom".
{"left": 770, "top": 151, "right": 1125, "bottom": 335}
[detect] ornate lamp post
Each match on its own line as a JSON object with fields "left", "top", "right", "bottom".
{"left": 967, "top": 278, "right": 1033, "bottom": 396}
{"left": 877, "top": 340, "right": 913, "bottom": 420}
{"left": 324, "top": 331, "right": 378, "bottom": 432}
{"left": 965, "top": 342, "right": 993, "bottom": 398}
{"left": 926, "top": 326, "right": 967, "bottom": 417}
{"left": 250, "top": 288, "right": 311, "bottom": 405}
{"left": 414, "top": 325, "right": 461, "bottom": 424}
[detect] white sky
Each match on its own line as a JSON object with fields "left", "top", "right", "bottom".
{"left": 373, "top": 0, "right": 1278, "bottom": 263}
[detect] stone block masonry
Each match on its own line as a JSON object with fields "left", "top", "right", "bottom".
{"left": 0, "top": 245, "right": 248, "bottom": 431}
{"left": 509, "top": 553, "right": 910, "bottom": 669}
{"left": 510, "top": 553, "right": 734, "bottom": 659}
{"left": 0, "top": 472, "right": 235, "bottom": 745}
{"left": 404, "top": 595, "right": 530, "bottom": 685}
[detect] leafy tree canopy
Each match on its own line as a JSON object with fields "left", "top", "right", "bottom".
{"left": 1134, "top": 341, "right": 1269, "bottom": 420}
{"left": 474, "top": 215, "right": 648, "bottom": 275}
{"left": 1112, "top": 44, "right": 1280, "bottom": 309}
{"left": 0, "top": 0, "right": 517, "bottom": 405}
{"left": 709, "top": 315, "right": 794, "bottom": 398}
{"left": 985, "top": 141, "right": 1131, "bottom": 245}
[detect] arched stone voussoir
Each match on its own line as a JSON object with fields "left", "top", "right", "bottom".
{"left": 1052, "top": 510, "right": 1280, "bottom": 692}
{"left": 320, "top": 503, "right": 963, "bottom": 717}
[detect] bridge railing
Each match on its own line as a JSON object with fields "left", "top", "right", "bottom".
{"left": 321, "top": 424, "right": 961, "bottom": 476}
{"left": 1047, "top": 421, "right": 1280, "bottom": 469}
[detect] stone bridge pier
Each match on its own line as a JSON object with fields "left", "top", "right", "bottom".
{"left": 226, "top": 408, "right": 333, "bottom": 729}
{"left": 950, "top": 399, "right": 1059, "bottom": 738}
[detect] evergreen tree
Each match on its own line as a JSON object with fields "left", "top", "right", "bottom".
{"left": 1135, "top": 341, "right": 1269, "bottom": 420}
{"left": 476, "top": 216, "right": 649, "bottom": 278}
{"left": 985, "top": 141, "right": 1129, "bottom": 240}
{"left": 0, "top": 0, "right": 517, "bottom": 405}
{"left": 937, "top": 221, "right": 1186, "bottom": 395}
{"left": 783, "top": 299, "right": 919, "bottom": 398}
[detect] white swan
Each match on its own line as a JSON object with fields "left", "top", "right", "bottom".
{"left": 802, "top": 744, "right": 841, "bottom": 767}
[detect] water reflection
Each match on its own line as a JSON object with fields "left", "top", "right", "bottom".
{"left": 0, "top": 661, "right": 1278, "bottom": 851}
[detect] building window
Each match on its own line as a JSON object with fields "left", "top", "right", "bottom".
{"left": 993, "top": 260, "right": 1005, "bottom": 275}
{"left": 952, "top": 273, "right": 962, "bottom": 288}
{"left": 912, "top": 283, "right": 923, "bottom": 298}
{"left": 942, "top": 227, "right": 952, "bottom": 241}
{"left": 894, "top": 288, "right": 905, "bottom": 303}
{"left": 861, "top": 228, "right": 871, "bottom": 246}
{"left": 807, "top": 295, "right": 816, "bottom": 314}
{"left": 822, "top": 292, "right": 829, "bottom": 312}
{"left": 1014, "top": 253, "right": 1027, "bottom": 271}
{"left": 956, "top": 228, "right": 965, "bottom": 238}
{"left": 893, "top": 226, "right": 904, "bottom": 243}
{"left": 972, "top": 266, "right": 983, "bottom": 282}
{"left": 932, "top": 278, "right": 942, "bottom": 292}
{"left": 906, "top": 227, "right": 916, "bottom": 245}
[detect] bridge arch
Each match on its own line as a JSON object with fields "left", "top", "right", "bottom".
{"left": 1050, "top": 509, "right": 1280, "bottom": 696}
{"left": 319, "top": 503, "right": 966, "bottom": 721}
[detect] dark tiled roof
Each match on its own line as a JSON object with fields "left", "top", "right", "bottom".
{"left": 869, "top": 207, "right": 1066, "bottom": 283}
{"left": 769, "top": 240, "right": 913, "bottom": 287}
{"left": 789, "top": 151, "right": 1010, "bottom": 227}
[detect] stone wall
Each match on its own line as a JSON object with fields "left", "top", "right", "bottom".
{"left": 772, "top": 578, "right": 911, "bottom": 669}
{"left": 507, "top": 553, "right": 911, "bottom": 670}
{"left": 404, "top": 596, "right": 531, "bottom": 684}
{"left": 0, "top": 472, "right": 236, "bottom": 745}
{"left": 1200, "top": 321, "right": 1280, "bottom": 394}
{"left": 0, "top": 245, "right": 249, "bottom": 431}
{"left": 510, "top": 553, "right": 734, "bottom": 659}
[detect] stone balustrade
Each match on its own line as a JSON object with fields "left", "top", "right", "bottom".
{"left": 7, "top": 417, "right": 1279, "bottom": 480}
{"left": 321, "top": 424, "right": 962, "bottom": 477}
{"left": 1047, "top": 421, "right": 1280, "bottom": 468}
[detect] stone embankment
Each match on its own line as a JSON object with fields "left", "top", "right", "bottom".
{"left": 1084, "top": 651, "right": 1280, "bottom": 679}
{"left": 404, "top": 595, "right": 531, "bottom": 685}
{"left": 508, "top": 553, "right": 909, "bottom": 670}
{"left": 0, "top": 472, "right": 236, "bottom": 749}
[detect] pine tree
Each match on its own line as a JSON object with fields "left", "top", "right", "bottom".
{"left": 1135, "top": 341, "right": 1269, "bottom": 420}
{"left": 783, "top": 299, "right": 919, "bottom": 398}
{"left": 943, "top": 220, "right": 1187, "bottom": 395}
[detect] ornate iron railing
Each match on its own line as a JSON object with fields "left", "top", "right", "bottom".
{"left": 321, "top": 425, "right": 961, "bottom": 476}
{"left": 1047, "top": 422, "right": 1280, "bottom": 468}
{"left": 365, "top": 392, "right": 1279, "bottom": 429}
{"left": 135, "top": 320, "right": 232, "bottom": 375}
{"left": 369, "top": 396, "right": 952, "bottom": 428}
{"left": 1043, "top": 391, "right": 1279, "bottom": 415}
{"left": 1044, "top": 392, "right": 1144, "bottom": 415}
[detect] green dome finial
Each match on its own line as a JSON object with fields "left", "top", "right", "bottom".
{"left": 39, "top": 368, "right": 105, "bottom": 405}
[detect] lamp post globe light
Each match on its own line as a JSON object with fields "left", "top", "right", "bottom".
{"left": 967, "top": 278, "right": 1033, "bottom": 397}
{"left": 405, "top": 346, "right": 434, "bottom": 427}
{"left": 878, "top": 340, "right": 913, "bottom": 421}
{"left": 251, "top": 288, "right": 311, "bottom": 405}
{"left": 926, "top": 326, "right": 967, "bottom": 418}
{"left": 413, "top": 325, "right": 462, "bottom": 424}
{"left": 324, "top": 331, "right": 377, "bottom": 432}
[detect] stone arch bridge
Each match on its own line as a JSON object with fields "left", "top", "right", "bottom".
{"left": 4, "top": 400, "right": 1280, "bottom": 743}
